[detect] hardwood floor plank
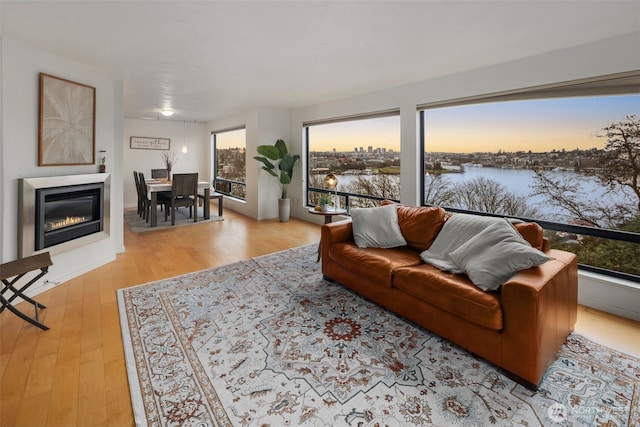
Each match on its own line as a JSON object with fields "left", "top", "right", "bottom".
{"left": 0, "top": 206, "right": 637, "bottom": 426}
{"left": 78, "top": 348, "right": 108, "bottom": 427}
{"left": 1, "top": 326, "right": 40, "bottom": 402}
{"left": 23, "top": 353, "right": 57, "bottom": 399}
{"left": 106, "top": 383, "right": 134, "bottom": 427}
{"left": 15, "top": 392, "right": 51, "bottom": 427}
{"left": 33, "top": 305, "right": 64, "bottom": 359}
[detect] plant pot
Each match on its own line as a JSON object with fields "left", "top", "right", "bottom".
{"left": 278, "top": 198, "right": 290, "bottom": 222}
{"left": 320, "top": 204, "right": 329, "bottom": 212}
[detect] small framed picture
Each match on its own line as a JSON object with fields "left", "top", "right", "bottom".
{"left": 130, "top": 136, "right": 171, "bottom": 150}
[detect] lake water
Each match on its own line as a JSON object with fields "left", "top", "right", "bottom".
{"left": 334, "top": 167, "right": 632, "bottom": 221}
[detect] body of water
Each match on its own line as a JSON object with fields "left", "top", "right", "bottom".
{"left": 333, "top": 167, "right": 632, "bottom": 222}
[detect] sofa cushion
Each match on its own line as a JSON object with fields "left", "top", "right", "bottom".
{"left": 449, "top": 219, "right": 552, "bottom": 291}
{"left": 382, "top": 201, "right": 446, "bottom": 251}
{"left": 420, "top": 213, "right": 501, "bottom": 273}
{"left": 351, "top": 204, "right": 407, "bottom": 248}
{"left": 393, "top": 264, "right": 503, "bottom": 331}
{"left": 328, "top": 243, "right": 421, "bottom": 287}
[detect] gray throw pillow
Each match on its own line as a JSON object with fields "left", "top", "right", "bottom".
{"left": 420, "top": 213, "right": 501, "bottom": 273}
{"left": 351, "top": 204, "right": 407, "bottom": 248}
{"left": 449, "top": 218, "right": 552, "bottom": 291}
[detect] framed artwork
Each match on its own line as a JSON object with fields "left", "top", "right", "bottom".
{"left": 38, "top": 73, "right": 96, "bottom": 166}
{"left": 130, "top": 136, "right": 171, "bottom": 150}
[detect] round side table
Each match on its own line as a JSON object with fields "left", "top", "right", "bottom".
{"left": 307, "top": 207, "right": 348, "bottom": 260}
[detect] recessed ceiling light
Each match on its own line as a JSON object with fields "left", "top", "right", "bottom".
{"left": 161, "top": 109, "right": 174, "bottom": 117}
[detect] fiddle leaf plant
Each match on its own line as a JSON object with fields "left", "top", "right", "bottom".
{"left": 254, "top": 139, "right": 300, "bottom": 199}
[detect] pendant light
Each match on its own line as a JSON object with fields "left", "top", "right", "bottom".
{"left": 182, "top": 121, "right": 188, "bottom": 153}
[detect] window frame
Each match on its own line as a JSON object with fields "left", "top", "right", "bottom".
{"left": 304, "top": 109, "right": 401, "bottom": 210}
{"left": 418, "top": 71, "right": 640, "bottom": 282}
{"left": 212, "top": 125, "right": 247, "bottom": 201}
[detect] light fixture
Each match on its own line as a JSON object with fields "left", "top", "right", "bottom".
{"left": 181, "top": 121, "right": 188, "bottom": 153}
{"left": 324, "top": 172, "right": 338, "bottom": 189}
{"left": 161, "top": 109, "right": 174, "bottom": 117}
{"left": 324, "top": 172, "right": 339, "bottom": 210}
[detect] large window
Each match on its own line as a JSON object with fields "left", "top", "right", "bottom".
{"left": 213, "top": 126, "right": 246, "bottom": 200}
{"left": 306, "top": 111, "right": 401, "bottom": 209}
{"left": 420, "top": 74, "right": 640, "bottom": 281}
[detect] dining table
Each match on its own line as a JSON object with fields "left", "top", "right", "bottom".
{"left": 145, "top": 179, "right": 213, "bottom": 227}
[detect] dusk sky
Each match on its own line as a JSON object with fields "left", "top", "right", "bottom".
{"left": 215, "top": 128, "right": 246, "bottom": 149}
{"left": 308, "top": 94, "right": 638, "bottom": 153}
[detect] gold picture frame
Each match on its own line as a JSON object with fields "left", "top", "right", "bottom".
{"left": 38, "top": 73, "right": 96, "bottom": 166}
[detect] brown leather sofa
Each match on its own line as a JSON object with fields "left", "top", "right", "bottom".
{"left": 321, "top": 202, "right": 578, "bottom": 389}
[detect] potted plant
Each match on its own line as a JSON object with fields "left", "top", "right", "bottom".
{"left": 254, "top": 139, "right": 300, "bottom": 222}
{"left": 161, "top": 150, "right": 178, "bottom": 180}
{"left": 318, "top": 194, "right": 333, "bottom": 212}
{"left": 98, "top": 150, "right": 106, "bottom": 173}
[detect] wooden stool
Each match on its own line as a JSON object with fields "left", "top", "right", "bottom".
{"left": 0, "top": 252, "right": 53, "bottom": 330}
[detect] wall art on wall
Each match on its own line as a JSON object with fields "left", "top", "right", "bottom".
{"left": 130, "top": 136, "right": 171, "bottom": 150}
{"left": 38, "top": 73, "right": 96, "bottom": 166}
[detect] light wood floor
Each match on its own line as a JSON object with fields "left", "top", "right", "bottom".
{"left": 1, "top": 204, "right": 639, "bottom": 426}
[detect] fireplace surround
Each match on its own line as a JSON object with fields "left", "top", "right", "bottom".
{"left": 19, "top": 174, "right": 110, "bottom": 258}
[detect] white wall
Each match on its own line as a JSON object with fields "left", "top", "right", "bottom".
{"left": 123, "top": 118, "right": 209, "bottom": 209}
{"left": 0, "top": 38, "right": 124, "bottom": 296}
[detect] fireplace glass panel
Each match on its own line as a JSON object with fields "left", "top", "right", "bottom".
{"left": 35, "top": 183, "right": 104, "bottom": 250}
{"left": 44, "top": 195, "right": 95, "bottom": 232}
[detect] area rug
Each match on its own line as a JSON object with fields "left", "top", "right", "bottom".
{"left": 117, "top": 244, "right": 639, "bottom": 426}
{"left": 124, "top": 207, "right": 223, "bottom": 232}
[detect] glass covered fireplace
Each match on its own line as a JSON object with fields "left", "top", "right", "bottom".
{"left": 35, "top": 183, "right": 104, "bottom": 250}
{"left": 19, "top": 174, "right": 110, "bottom": 258}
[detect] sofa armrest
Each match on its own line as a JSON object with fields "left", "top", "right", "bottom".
{"left": 500, "top": 249, "right": 578, "bottom": 386}
{"left": 321, "top": 219, "right": 353, "bottom": 259}
{"left": 321, "top": 219, "right": 354, "bottom": 244}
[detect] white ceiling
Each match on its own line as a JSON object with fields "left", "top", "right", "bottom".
{"left": 2, "top": 1, "right": 639, "bottom": 123}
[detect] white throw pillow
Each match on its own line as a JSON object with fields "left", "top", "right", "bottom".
{"left": 351, "top": 204, "right": 407, "bottom": 248}
{"left": 420, "top": 213, "right": 500, "bottom": 273}
{"left": 449, "top": 218, "right": 552, "bottom": 291}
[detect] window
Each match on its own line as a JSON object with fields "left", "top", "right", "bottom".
{"left": 212, "top": 126, "right": 246, "bottom": 200}
{"left": 420, "top": 73, "right": 640, "bottom": 281}
{"left": 305, "top": 111, "right": 401, "bottom": 210}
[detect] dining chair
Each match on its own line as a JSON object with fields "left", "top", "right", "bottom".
{"left": 164, "top": 173, "right": 198, "bottom": 225}
{"left": 133, "top": 171, "right": 144, "bottom": 218}
{"left": 138, "top": 172, "right": 169, "bottom": 222}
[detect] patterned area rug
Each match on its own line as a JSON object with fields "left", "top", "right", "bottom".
{"left": 117, "top": 245, "right": 639, "bottom": 426}
{"left": 124, "top": 207, "right": 223, "bottom": 232}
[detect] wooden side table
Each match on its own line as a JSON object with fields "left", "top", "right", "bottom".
{"left": 308, "top": 207, "right": 348, "bottom": 261}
